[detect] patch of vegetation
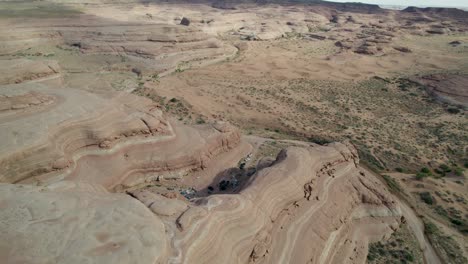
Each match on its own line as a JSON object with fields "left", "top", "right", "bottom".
{"left": 0, "top": 3, "right": 82, "bottom": 18}
{"left": 382, "top": 174, "right": 403, "bottom": 193}
{"left": 453, "top": 166, "right": 464, "bottom": 177}
{"left": 435, "top": 163, "right": 465, "bottom": 177}
{"left": 415, "top": 167, "right": 433, "bottom": 180}
{"left": 423, "top": 220, "right": 467, "bottom": 264}
{"left": 368, "top": 222, "right": 422, "bottom": 264}
{"left": 395, "top": 167, "right": 405, "bottom": 173}
{"left": 419, "top": 192, "right": 435, "bottom": 205}
{"left": 415, "top": 172, "right": 429, "bottom": 180}
{"left": 174, "top": 61, "right": 189, "bottom": 73}
{"left": 196, "top": 117, "right": 206, "bottom": 124}
{"left": 307, "top": 135, "right": 333, "bottom": 145}
{"left": 447, "top": 107, "right": 461, "bottom": 114}
{"left": 149, "top": 73, "right": 160, "bottom": 82}
{"left": 218, "top": 180, "right": 230, "bottom": 191}
{"left": 396, "top": 78, "right": 425, "bottom": 92}
{"left": 357, "top": 147, "right": 385, "bottom": 171}
{"left": 433, "top": 205, "right": 468, "bottom": 234}
{"left": 420, "top": 167, "right": 430, "bottom": 174}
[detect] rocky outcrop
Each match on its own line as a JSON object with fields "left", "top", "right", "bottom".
{"left": 0, "top": 142, "right": 401, "bottom": 264}
{"left": 162, "top": 143, "right": 401, "bottom": 264}
{"left": 0, "top": 15, "right": 236, "bottom": 76}
{"left": 416, "top": 74, "right": 468, "bottom": 108}
{"left": 180, "top": 17, "right": 191, "bottom": 26}
{"left": 0, "top": 80, "right": 240, "bottom": 189}
{"left": 0, "top": 59, "right": 60, "bottom": 84}
{"left": 402, "top": 7, "right": 468, "bottom": 23}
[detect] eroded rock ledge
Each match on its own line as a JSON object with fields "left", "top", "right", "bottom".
{"left": 0, "top": 142, "right": 402, "bottom": 264}
{"left": 163, "top": 143, "right": 402, "bottom": 264}
{"left": 0, "top": 62, "right": 241, "bottom": 189}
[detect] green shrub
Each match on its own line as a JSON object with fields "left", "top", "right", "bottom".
{"left": 421, "top": 167, "right": 430, "bottom": 173}
{"left": 434, "top": 205, "right": 448, "bottom": 217}
{"left": 307, "top": 136, "right": 332, "bottom": 145}
{"left": 447, "top": 107, "right": 460, "bottom": 114}
{"left": 423, "top": 219, "right": 468, "bottom": 263}
{"left": 450, "top": 218, "right": 463, "bottom": 226}
{"left": 420, "top": 192, "right": 435, "bottom": 205}
{"left": 454, "top": 167, "right": 464, "bottom": 177}
{"left": 424, "top": 220, "right": 437, "bottom": 235}
{"left": 382, "top": 175, "right": 403, "bottom": 193}
{"left": 218, "top": 180, "right": 230, "bottom": 191}
{"left": 439, "top": 164, "right": 451, "bottom": 173}
{"left": 416, "top": 172, "right": 428, "bottom": 180}
{"left": 434, "top": 168, "right": 445, "bottom": 176}
{"left": 196, "top": 117, "right": 206, "bottom": 124}
{"left": 403, "top": 251, "right": 414, "bottom": 261}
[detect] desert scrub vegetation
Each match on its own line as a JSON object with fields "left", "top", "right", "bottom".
{"left": 415, "top": 167, "right": 433, "bottom": 180}
{"left": 174, "top": 66, "right": 467, "bottom": 174}
{"left": 419, "top": 192, "right": 435, "bottom": 205}
{"left": 367, "top": 222, "right": 422, "bottom": 264}
{"left": 423, "top": 219, "right": 467, "bottom": 264}
{"left": 0, "top": 2, "right": 82, "bottom": 18}
{"left": 382, "top": 175, "right": 404, "bottom": 194}
{"left": 283, "top": 77, "right": 465, "bottom": 172}
{"left": 433, "top": 205, "right": 468, "bottom": 234}
{"left": 434, "top": 163, "right": 466, "bottom": 177}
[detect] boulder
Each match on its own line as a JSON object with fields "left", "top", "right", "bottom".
{"left": 180, "top": 17, "right": 191, "bottom": 26}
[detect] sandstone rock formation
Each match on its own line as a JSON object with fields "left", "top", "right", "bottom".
{"left": 0, "top": 59, "right": 60, "bottom": 84}
{"left": 0, "top": 181, "right": 167, "bottom": 264}
{"left": 3, "top": 1, "right": 464, "bottom": 263}
{"left": 0, "top": 142, "right": 402, "bottom": 264}
{"left": 0, "top": 81, "right": 241, "bottom": 189}
{"left": 416, "top": 74, "right": 468, "bottom": 108}
{"left": 0, "top": 12, "right": 237, "bottom": 76}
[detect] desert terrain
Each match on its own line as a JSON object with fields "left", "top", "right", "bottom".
{"left": 0, "top": 1, "right": 466, "bottom": 264}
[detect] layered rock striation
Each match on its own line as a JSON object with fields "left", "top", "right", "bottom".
{"left": 0, "top": 142, "right": 402, "bottom": 264}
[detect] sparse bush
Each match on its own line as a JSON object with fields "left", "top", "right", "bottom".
{"left": 420, "top": 192, "right": 435, "bottom": 205}
{"left": 439, "top": 164, "right": 451, "bottom": 173}
{"left": 450, "top": 218, "right": 463, "bottom": 226}
{"left": 454, "top": 167, "right": 464, "bottom": 177}
{"left": 421, "top": 167, "right": 430, "bottom": 173}
{"left": 415, "top": 172, "right": 429, "bottom": 180}
{"left": 447, "top": 107, "right": 460, "bottom": 114}
{"left": 382, "top": 175, "right": 403, "bottom": 193}
{"left": 402, "top": 250, "right": 414, "bottom": 261}
{"left": 307, "top": 136, "right": 332, "bottom": 145}
{"left": 423, "top": 219, "right": 467, "bottom": 264}
{"left": 218, "top": 180, "right": 230, "bottom": 191}
{"left": 434, "top": 168, "right": 445, "bottom": 176}
{"left": 434, "top": 205, "right": 448, "bottom": 217}
{"left": 196, "top": 117, "right": 206, "bottom": 124}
